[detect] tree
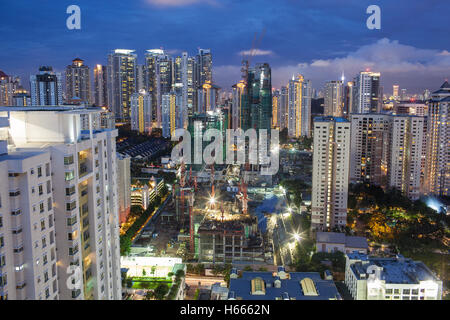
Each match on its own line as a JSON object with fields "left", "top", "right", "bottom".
{"left": 176, "top": 269, "right": 185, "bottom": 279}
{"left": 258, "top": 267, "right": 268, "bottom": 271}
{"left": 130, "top": 205, "right": 144, "bottom": 217}
{"left": 140, "top": 282, "right": 151, "bottom": 289}
{"left": 142, "top": 269, "right": 146, "bottom": 276}
{"left": 243, "top": 265, "right": 253, "bottom": 272}
{"left": 154, "top": 283, "right": 169, "bottom": 300}
{"left": 120, "top": 236, "right": 132, "bottom": 256}
{"left": 145, "top": 290, "right": 154, "bottom": 300}
{"left": 195, "top": 263, "right": 205, "bottom": 275}
{"left": 158, "top": 170, "right": 176, "bottom": 185}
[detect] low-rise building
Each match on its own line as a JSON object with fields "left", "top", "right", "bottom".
{"left": 228, "top": 267, "right": 341, "bottom": 300}
{"left": 345, "top": 252, "right": 442, "bottom": 300}
{"left": 130, "top": 177, "right": 164, "bottom": 210}
{"left": 316, "top": 232, "right": 368, "bottom": 254}
{"left": 210, "top": 282, "right": 229, "bottom": 300}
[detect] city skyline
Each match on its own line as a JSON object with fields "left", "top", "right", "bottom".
{"left": 0, "top": 0, "right": 448, "bottom": 303}
{"left": 0, "top": 1, "right": 449, "bottom": 92}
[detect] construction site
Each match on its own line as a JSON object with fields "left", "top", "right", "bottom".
{"left": 167, "top": 163, "right": 270, "bottom": 265}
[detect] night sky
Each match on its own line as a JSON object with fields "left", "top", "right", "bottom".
{"left": 1, "top": 0, "right": 449, "bottom": 93}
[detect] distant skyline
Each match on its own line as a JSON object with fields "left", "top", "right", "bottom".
{"left": 0, "top": 0, "right": 449, "bottom": 93}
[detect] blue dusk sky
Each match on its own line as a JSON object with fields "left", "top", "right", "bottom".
{"left": 0, "top": 0, "right": 449, "bottom": 94}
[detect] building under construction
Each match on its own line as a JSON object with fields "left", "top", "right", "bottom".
{"left": 189, "top": 178, "right": 266, "bottom": 264}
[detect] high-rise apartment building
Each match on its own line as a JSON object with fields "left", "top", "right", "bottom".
{"left": 161, "top": 85, "right": 185, "bottom": 138}
{"left": 107, "top": 49, "right": 137, "bottom": 121}
{"left": 130, "top": 89, "right": 152, "bottom": 135}
{"left": 343, "top": 81, "right": 354, "bottom": 119}
{"left": 350, "top": 113, "right": 427, "bottom": 200}
{"left": 93, "top": 64, "right": 108, "bottom": 107}
{"left": 352, "top": 71, "right": 381, "bottom": 114}
{"left": 65, "top": 58, "right": 91, "bottom": 105}
{"left": 136, "top": 65, "right": 146, "bottom": 93}
{"left": 186, "top": 55, "right": 198, "bottom": 115}
{"left": 350, "top": 114, "right": 390, "bottom": 186}
{"left": 393, "top": 84, "right": 399, "bottom": 100}
{"left": 0, "top": 71, "right": 20, "bottom": 106}
{"left": 241, "top": 63, "right": 272, "bottom": 131}
{"left": 197, "top": 81, "right": 219, "bottom": 114}
{"left": 196, "top": 49, "right": 212, "bottom": 88}
{"left": 288, "top": 74, "right": 311, "bottom": 137}
{"left": 144, "top": 49, "right": 172, "bottom": 127}
{"left": 424, "top": 81, "right": 450, "bottom": 197}
{"left": 311, "top": 117, "right": 350, "bottom": 231}
{"left": 231, "top": 80, "right": 246, "bottom": 130}
{"left": 30, "top": 66, "right": 63, "bottom": 106}
{"left": 394, "top": 102, "right": 428, "bottom": 116}
{"left": 116, "top": 153, "right": 131, "bottom": 225}
{"left": 279, "top": 86, "right": 288, "bottom": 130}
{"left": 388, "top": 115, "right": 425, "bottom": 200}
{"left": 272, "top": 89, "right": 280, "bottom": 128}
{"left": 400, "top": 89, "right": 407, "bottom": 101}
{"left": 0, "top": 105, "right": 122, "bottom": 300}
{"left": 324, "top": 80, "right": 344, "bottom": 117}
{"left": 12, "top": 86, "right": 31, "bottom": 107}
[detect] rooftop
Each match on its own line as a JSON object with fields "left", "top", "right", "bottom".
{"left": 0, "top": 105, "right": 103, "bottom": 114}
{"left": 314, "top": 116, "right": 349, "bottom": 123}
{"left": 316, "top": 232, "right": 368, "bottom": 249}
{"left": 0, "top": 149, "right": 47, "bottom": 162}
{"left": 228, "top": 271, "right": 341, "bottom": 300}
{"left": 347, "top": 252, "right": 441, "bottom": 284}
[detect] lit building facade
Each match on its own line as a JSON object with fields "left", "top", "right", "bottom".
{"left": 65, "top": 58, "right": 91, "bottom": 105}
{"left": 0, "top": 106, "right": 122, "bottom": 300}
{"left": 424, "top": 81, "right": 450, "bottom": 197}
{"left": 324, "top": 80, "right": 344, "bottom": 117}
{"left": 288, "top": 74, "right": 311, "bottom": 137}
{"left": 30, "top": 66, "right": 63, "bottom": 106}
{"left": 352, "top": 71, "right": 381, "bottom": 114}
{"left": 94, "top": 64, "right": 108, "bottom": 108}
{"left": 107, "top": 49, "right": 137, "bottom": 121}
{"left": 130, "top": 90, "right": 152, "bottom": 135}
{"left": 0, "top": 71, "right": 20, "bottom": 106}
{"left": 388, "top": 115, "right": 425, "bottom": 200}
{"left": 345, "top": 252, "right": 442, "bottom": 300}
{"left": 311, "top": 117, "right": 350, "bottom": 231}
{"left": 350, "top": 114, "right": 390, "bottom": 186}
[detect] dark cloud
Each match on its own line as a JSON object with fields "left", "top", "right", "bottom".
{"left": 0, "top": 0, "right": 448, "bottom": 93}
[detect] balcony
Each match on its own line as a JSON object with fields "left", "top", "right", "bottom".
{"left": 69, "top": 246, "right": 79, "bottom": 256}
{"left": 16, "top": 282, "right": 26, "bottom": 290}
{"left": 79, "top": 163, "right": 89, "bottom": 178}
{"left": 72, "top": 289, "right": 81, "bottom": 299}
